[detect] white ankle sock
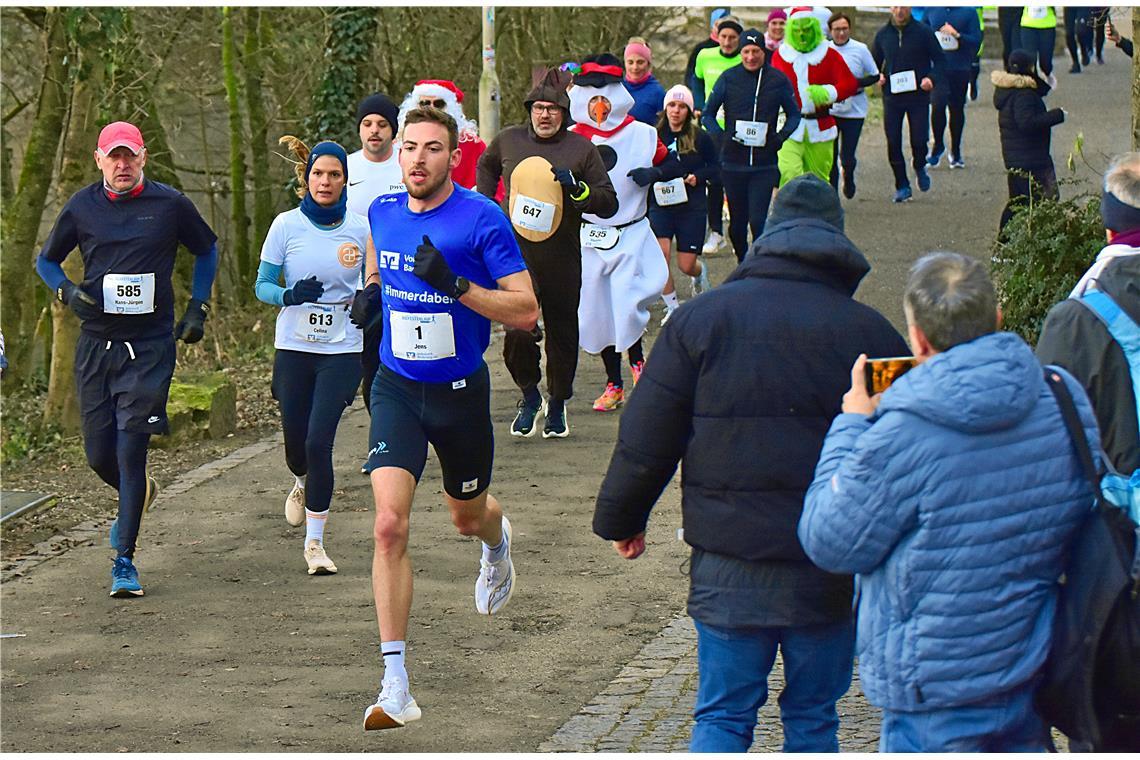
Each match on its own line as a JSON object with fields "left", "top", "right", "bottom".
{"left": 294, "top": 474, "right": 306, "bottom": 490}
{"left": 482, "top": 521, "right": 508, "bottom": 563}
{"left": 304, "top": 509, "right": 326, "bottom": 544}
{"left": 381, "top": 640, "right": 407, "bottom": 684}
{"left": 663, "top": 292, "right": 679, "bottom": 310}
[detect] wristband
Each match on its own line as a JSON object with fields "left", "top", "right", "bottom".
{"left": 570, "top": 182, "right": 591, "bottom": 203}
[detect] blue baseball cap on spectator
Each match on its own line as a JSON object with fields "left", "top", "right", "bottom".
{"left": 710, "top": 8, "right": 729, "bottom": 27}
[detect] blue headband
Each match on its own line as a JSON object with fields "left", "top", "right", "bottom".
{"left": 1102, "top": 189, "right": 1140, "bottom": 234}
{"left": 300, "top": 141, "right": 349, "bottom": 226}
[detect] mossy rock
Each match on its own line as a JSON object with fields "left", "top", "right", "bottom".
{"left": 154, "top": 372, "right": 237, "bottom": 448}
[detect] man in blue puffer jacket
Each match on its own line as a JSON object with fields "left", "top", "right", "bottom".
{"left": 799, "top": 251, "right": 1103, "bottom": 752}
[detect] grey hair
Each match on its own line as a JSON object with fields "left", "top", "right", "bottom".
{"left": 904, "top": 252, "right": 998, "bottom": 352}
{"left": 1104, "top": 151, "right": 1140, "bottom": 208}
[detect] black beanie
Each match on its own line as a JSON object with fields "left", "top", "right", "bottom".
{"left": 741, "top": 28, "right": 765, "bottom": 50}
{"left": 767, "top": 174, "right": 845, "bottom": 231}
{"left": 356, "top": 93, "right": 399, "bottom": 130}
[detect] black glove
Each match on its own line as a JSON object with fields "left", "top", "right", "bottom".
{"left": 283, "top": 275, "right": 324, "bottom": 306}
{"left": 627, "top": 166, "right": 661, "bottom": 187}
{"left": 57, "top": 280, "right": 102, "bottom": 321}
{"left": 174, "top": 298, "right": 210, "bottom": 344}
{"left": 350, "top": 283, "right": 382, "bottom": 329}
{"left": 413, "top": 235, "right": 462, "bottom": 299}
{"left": 552, "top": 167, "right": 581, "bottom": 190}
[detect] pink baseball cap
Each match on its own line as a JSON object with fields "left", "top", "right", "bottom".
{"left": 97, "top": 121, "right": 144, "bottom": 155}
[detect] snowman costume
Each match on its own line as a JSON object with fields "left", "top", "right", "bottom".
{"left": 569, "top": 61, "right": 675, "bottom": 354}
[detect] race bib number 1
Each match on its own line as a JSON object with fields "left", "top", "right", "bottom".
{"left": 102, "top": 273, "right": 155, "bottom": 314}
{"left": 291, "top": 303, "right": 348, "bottom": 344}
{"left": 390, "top": 310, "right": 456, "bottom": 361}
{"left": 511, "top": 194, "right": 555, "bottom": 233}
{"left": 890, "top": 70, "right": 917, "bottom": 94}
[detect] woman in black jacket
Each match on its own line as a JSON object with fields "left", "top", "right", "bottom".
{"left": 649, "top": 84, "right": 718, "bottom": 322}
{"left": 992, "top": 48, "right": 1065, "bottom": 231}
{"left": 702, "top": 28, "right": 800, "bottom": 262}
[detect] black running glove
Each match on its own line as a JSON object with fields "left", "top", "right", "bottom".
{"left": 174, "top": 298, "right": 210, "bottom": 344}
{"left": 57, "top": 280, "right": 102, "bottom": 321}
{"left": 627, "top": 166, "right": 661, "bottom": 187}
{"left": 283, "top": 275, "right": 325, "bottom": 306}
{"left": 350, "top": 283, "right": 382, "bottom": 329}
{"left": 413, "top": 235, "right": 462, "bottom": 299}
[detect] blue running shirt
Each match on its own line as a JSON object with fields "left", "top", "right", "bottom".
{"left": 368, "top": 184, "right": 525, "bottom": 383}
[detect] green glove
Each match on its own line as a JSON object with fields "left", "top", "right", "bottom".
{"left": 806, "top": 84, "right": 832, "bottom": 108}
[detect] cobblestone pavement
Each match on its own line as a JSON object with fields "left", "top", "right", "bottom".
{"left": 539, "top": 615, "right": 881, "bottom": 752}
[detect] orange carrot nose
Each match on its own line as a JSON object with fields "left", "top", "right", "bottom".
{"left": 591, "top": 100, "right": 608, "bottom": 126}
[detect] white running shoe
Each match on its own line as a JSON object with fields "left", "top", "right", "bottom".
{"left": 701, "top": 231, "right": 724, "bottom": 255}
{"left": 363, "top": 678, "right": 421, "bottom": 730}
{"left": 285, "top": 484, "right": 305, "bottom": 526}
{"left": 475, "top": 516, "right": 515, "bottom": 615}
{"left": 691, "top": 266, "right": 712, "bottom": 296}
{"left": 304, "top": 539, "right": 337, "bottom": 575}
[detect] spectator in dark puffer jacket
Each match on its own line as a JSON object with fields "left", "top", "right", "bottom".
{"left": 992, "top": 48, "right": 1066, "bottom": 231}
{"left": 593, "top": 174, "right": 907, "bottom": 753}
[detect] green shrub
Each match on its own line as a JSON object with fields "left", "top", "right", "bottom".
{"left": 990, "top": 181, "right": 1105, "bottom": 345}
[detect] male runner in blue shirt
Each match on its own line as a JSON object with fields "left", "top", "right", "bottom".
{"left": 360, "top": 107, "right": 538, "bottom": 730}
{"left": 35, "top": 121, "right": 218, "bottom": 598}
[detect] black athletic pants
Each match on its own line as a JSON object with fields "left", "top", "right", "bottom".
{"left": 272, "top": 349, "right": 361, "bottom": 513}
{"left": 829, "top": 116, "right": 865, "bottom": 191}
{"left": 998, "top": 7, "right": 1023, "bottom": 69}
{"left": 706, "top": 132, "right": 725, "bottom": 236}
{"left": 721, "top": 166, "right": 780, "bottom": 262}
{"left": 1064, "top": 8, "right": 1094, "bottom": 67}
{"left": 883, "top": 92, "right": 930, "bottom": 190}
{"left": 1000, "top": 163, "right": 1058, "bottom": 231}
{"left": 930, "top": 69, "right": 971, "bottom": 160}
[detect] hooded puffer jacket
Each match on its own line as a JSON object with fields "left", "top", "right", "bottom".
{"left": 799, "top": 332, "right": 1101, "bottom": 711}
{"left": 992, "top": 70, "right": 1065, "bottom": 169}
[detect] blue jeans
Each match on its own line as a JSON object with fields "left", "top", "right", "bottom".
{"left": 880, "top": 681, "right": 1049, "bottom": 752}
{"left": 690, "top": 618, "right": 855, "bottom": 753}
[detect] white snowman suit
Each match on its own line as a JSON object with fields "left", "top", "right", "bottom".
{"left": 569, "top": 78, "right": 669, "bottom": 354}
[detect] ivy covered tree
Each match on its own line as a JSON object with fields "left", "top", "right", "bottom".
{"left": 305, "top": 8, "right": 377, "bottom": 146}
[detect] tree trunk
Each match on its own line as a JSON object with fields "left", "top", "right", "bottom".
{"left": 0, "top": 8, "right": 69, "bottom": 385}
{"left": 222, "top": 7, "right": 251, "bottom": 303}
{"left": 1133, "top": 12, "right": 1139, "bottom": 150}
{"left": 244, "top": 7, "right": 273, "bottom": 251}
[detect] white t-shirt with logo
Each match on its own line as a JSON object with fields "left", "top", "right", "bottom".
{"left": 347, "top": 148, "right": 406, "bottom": 217}
{"left": 260, "top": 207, "right": 369, "bottom": 354}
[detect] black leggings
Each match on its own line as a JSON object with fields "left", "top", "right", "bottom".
{"left": 999, "top": 164, "right": 1058, "bottom": 232}
{"left": 706, "top": 132, "right": 725, "bottom": 235}
{"left": 601, "top": 340, "right": 644, "bottom": 389}
{"left": 1064, "top": 7, "right": 1093, "bottom": 66}
{"left": 1091, "top": 8, "right": 1110, "bottom": 57}
{"left": 829, "top": 116, "right": 866, "bottom": 189}
{"left": 883, "top": 93, "right": 930, "bottom": 190}
{"left": 272, "top": 350, "right": 361, "bottom": 512}
{"left": 930, "top": 69, "right": 970, "bottom": 159}
{"left": 721, "top": 167, "right": 780, "bottom": 263}
{"left": 86, "top": 429, "right": 150, "bottom": 558}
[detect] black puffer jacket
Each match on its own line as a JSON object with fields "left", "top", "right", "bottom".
{"left": 593, "top": 218, "right": 908, "bottom": 627}
{"left": 992, "top": 70, "right": 1065, "bottom": 170}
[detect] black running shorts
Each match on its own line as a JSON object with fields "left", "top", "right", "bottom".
{"left": 365, "top": 362, "right": 494, "bottom": 500}
{"left": 75, "top": 332, "right": 176, "bottom": 437}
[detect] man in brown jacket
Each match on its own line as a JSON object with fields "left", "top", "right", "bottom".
{"left": 477, "top": 68, "right": 618, "bottom": 439}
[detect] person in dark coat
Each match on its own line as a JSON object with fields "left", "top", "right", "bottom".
{"left": 592, "top": 174, "right": 908, "bottom": 753}
{"left": 991, "top": 48, "right": 1065, "bottom": 231}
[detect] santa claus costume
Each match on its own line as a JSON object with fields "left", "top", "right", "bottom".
{"left": 398, "top": 80, "right": 492, "bottom": 193}
{"left": 568, "top": 56, "right": 682, "bottom": 411}
{"left": 770, "top": 7, "right": 858, "bottom": 185}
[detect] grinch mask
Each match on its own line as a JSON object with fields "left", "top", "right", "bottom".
{"left": 788, "top": 15, "right": 823, "bottom": 53}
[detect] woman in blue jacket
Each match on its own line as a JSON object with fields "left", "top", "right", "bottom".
{"left": 648, "top": 85, "right": 718, "bottom": 322}
{"left": 622, "top": 38, "right": 666, "bottom": 126}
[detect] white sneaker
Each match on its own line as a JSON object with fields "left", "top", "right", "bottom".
{"left": 363, "top": 678, "right": 421, "bottom": 730}
{"left": 475, "top": 516, "right": 515, "bottom": 615}
{"left": 701, "top": 231, "right": 724, "bottom": 255}
{"left": 304, "top": 539, "right": 337, "bottom": 575}
{"left": 691, "top": 266, "right": 712, "bottom": 296}
{"left": 285, "top": 484, "right": 305, "bottom": 526}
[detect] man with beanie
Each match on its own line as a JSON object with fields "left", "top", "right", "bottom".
{"left": 702, "top": 28, "right": 801, "bottom": 261}
{"left": 1038, "top": 151, "right": 1140, "bottom": 530}
{"left": 593, "top": 174, "right": 907, "bottom": 752}
{"left": 872, "top": 6, "right": 946, "bottom": 202}
{"left": 477, "top": 68, "right": 618, "bottom": 438}
{"left": 34, "top": 121, "right": 219, "bottom": 598}
{"left": 347, "top": 93, "right": 404, "bottom": 417}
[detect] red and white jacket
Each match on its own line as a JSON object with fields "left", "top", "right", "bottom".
{"left": 771, "top": 41, "right": 858, "bottom": 143}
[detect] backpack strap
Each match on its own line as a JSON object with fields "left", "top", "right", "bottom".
{"left": 1043, "top": 368, "right": 1105, "bottom": 507}
{"left": 1076, "top": 289, "right": 1140, "bottom": 430}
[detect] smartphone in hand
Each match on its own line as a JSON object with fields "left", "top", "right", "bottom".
{"left": 865, "top": 356, "right": 917, "bottom": 395}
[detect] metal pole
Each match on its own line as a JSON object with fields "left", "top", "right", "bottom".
{"left": 479, "top": 5, "right": 500, "bottom": 143}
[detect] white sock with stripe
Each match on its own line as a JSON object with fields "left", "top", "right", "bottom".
{"left": 305, "top": 509, "right": 327, "bottom": 545}
{"left": 381, "top": 640, "right": 407, "bottom": 686}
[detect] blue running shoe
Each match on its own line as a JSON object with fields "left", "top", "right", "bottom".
{"left": 893, "top": 186, "right": 914, "bottom": 203}
{"left": 926, "top": 148, "right": 944, "bottom": 168}
{"left": 110, "top": 556, "right": 144, "bottom": 598}
{"left": 917, "top": 169, "right": 931, "bottom": 192}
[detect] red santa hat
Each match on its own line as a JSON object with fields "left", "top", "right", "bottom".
{"left": 787, "top": 6, "right": 816, "bottom": 23}
{"left": 414, "top": 79, "right": 464, "bottom": 104}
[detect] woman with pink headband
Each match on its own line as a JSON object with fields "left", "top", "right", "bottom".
{"left": 622, "top": 37, "right": 666, "bottom": 125}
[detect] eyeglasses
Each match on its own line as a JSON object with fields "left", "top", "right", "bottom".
{"left": 418, "top": 98, "right": 447, "bottom": 109}
{"left": 531, "top": 104, "right": 561, "bottom": 115}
